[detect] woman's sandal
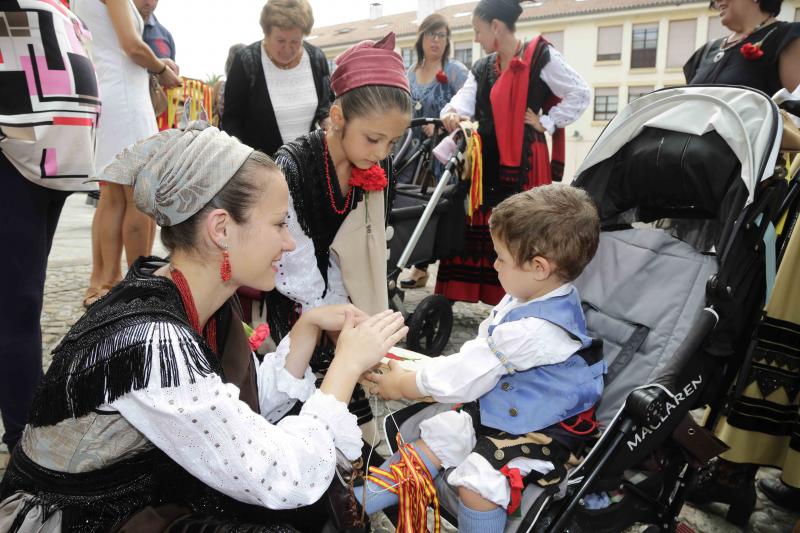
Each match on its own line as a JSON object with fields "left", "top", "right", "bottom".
{"left": 83, "top": 284, "right": 112, "bottom": 309}
{"left": 400, "top": 267, "right": 429, "bottom": 289}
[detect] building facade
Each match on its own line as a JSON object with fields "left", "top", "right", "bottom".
{"left": 312, "top": 0, "right": 800, "bottom": 180}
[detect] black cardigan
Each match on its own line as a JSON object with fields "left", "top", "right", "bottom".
{"left": 221, "top": 40, "right": 333, "bottom": 157}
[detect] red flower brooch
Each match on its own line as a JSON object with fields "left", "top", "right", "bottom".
{"left": 740, "top": 42, "right": 764, "bottom": 60}
{"left": 509, "top": 57, "right": 525, "bottom": 72}
{"left": 436, "top": 70, "right": 448, "bottom": 84}
{"left": 349, "top": 164, "right": 387, "bottom": 191}
{"left": 739, "top": 27, "right": 777, "bottom": 61}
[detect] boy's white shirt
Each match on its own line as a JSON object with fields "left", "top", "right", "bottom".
{"left": 415, "top": 283, "right": 583, "bottom": 403}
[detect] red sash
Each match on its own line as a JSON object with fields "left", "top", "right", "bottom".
{"left": 489, "top": 37, "right": 566, "bottom": 188}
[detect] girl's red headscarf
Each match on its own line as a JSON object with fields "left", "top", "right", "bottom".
{"left": 330, "top": 32, "right": 410, "bottom": 97}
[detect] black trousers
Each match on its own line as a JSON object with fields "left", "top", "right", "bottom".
{"left": 0, "top": 155, "right": 70, "bottom": 450}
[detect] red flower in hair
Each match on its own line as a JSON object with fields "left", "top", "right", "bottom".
{"left": 435, "top": 70, "right": 449, "bottom": 84}
{"left": 349, "top": 164, "right": 388, "bottom": 191}
{"left": 740, "top": 42, "right": 764, "bottom": 60}
{"left": 509, "top": 57, "right": 525, "bottom": 72}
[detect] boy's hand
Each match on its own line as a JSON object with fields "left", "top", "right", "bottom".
{"left": 365, "top": 360, "right": 413, "bottom": 401}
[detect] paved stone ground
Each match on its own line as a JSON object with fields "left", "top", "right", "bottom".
{"left": 1, "top": 195, "right": 798, "bottom": 532}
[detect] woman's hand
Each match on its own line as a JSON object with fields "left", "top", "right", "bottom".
{"left": 524, "top": 107, "right": 546, "bottom": 133}
{"left": 319, "top": 310, "right": 407, "bottom": 404}
{"left": 303, "top": 304, "right": 368, "bottom": 333}
{"left": 162, "top": 58, "right": 180, "bottom": 76}
{"left": 441, "top": 112, "right": 465, "bottom": 133}
{"left": 422, "top": 124, "right": 435, "bottom": 137}
{"left": 335, "top": 310, "right": 407, "bottom": 375}
{"left": 158, "top": 63, "right": 181, "bottom": 88}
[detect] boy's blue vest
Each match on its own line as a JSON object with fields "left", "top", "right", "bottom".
{"left": 479, "top": 287, "right": 606, "bottom": 435}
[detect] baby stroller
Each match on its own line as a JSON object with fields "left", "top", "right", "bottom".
{"left": 378, "top": 85, "right": 799, "bottom": 532}
{"left": 387, "top": 118, "right": 471, "bottom": 355}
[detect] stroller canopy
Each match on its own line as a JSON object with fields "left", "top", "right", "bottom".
{"left": 576, "top": 85, "right": 782, "bottom": 206}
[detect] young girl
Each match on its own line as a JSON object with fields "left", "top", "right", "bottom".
{"left": 265, "top": 33, "right": 412, "bottom": 428}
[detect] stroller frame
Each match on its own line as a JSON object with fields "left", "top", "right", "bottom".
{"left": 386, "top": 118, "right": 469, "bottom": 355}
{"left": 377, "top": 86, "right": 798, "bottom": 533}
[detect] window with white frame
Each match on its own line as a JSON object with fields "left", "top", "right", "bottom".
{"left": 327, "top": 57, "right": 336, "bottom": 72}
{"left": 401, "top": 47, "right": 414, "bottom": 68}
{"left": 541, "top": 31, "right": 564, "bottom": 54}
{"left": 597, "top": 25, "right": 622, "bottom": 61}
{"left": 631, "top": 23, "right": 658, "bottom": 68}
{"left": 628, "top": 85, "right": 654, "bottom": 103}
{"left": 667, "top": 19, "right": 697, "bottom": 68}
{"left": 594, "top": 87, "right": 618, "bottom": 121}
{"left": 707, "top": 16, "right": 728, "bottom": 42}
{"left": 795, "top": 7, "right": 799, "bottom": 21}
{"left": 454, "top": 42, "right": 473, "bottom": 68}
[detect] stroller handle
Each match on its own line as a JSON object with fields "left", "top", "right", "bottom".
{"left": 410, "top": 117, "right": 444, "bottom": 128}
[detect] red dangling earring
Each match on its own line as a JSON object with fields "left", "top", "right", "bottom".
{"left": 220, "top": 246, "right": 232, "bottom": 282}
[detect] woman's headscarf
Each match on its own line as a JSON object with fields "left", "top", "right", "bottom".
{"left": 98, "top": 121, "right": 254, "bottom": 226}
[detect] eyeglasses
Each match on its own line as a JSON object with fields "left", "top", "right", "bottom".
{"left": 424, "top": 30, "right": 448, "bottom": 41}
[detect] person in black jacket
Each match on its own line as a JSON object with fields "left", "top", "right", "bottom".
{"left": 221, "top": 0, "right": 332, "bottom": 156}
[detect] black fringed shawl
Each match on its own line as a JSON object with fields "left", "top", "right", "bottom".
{"left": 28, "top": 257, "right": 226, "bottom": 428}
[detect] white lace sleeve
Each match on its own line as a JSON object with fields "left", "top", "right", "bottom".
{"left": 257, "top": 335, "right": 316, "bottom": 423}
{"left": 441, "top": 71, "right": 477, "bottom": 118}
{"left": 274, "top": 190, "right": 331, "bottom": 313}
{"left": 538, "top": 48, "right": 590, "bottom": 133}
{"left": 111, "top": 322, "right": 361, "bottom": 509}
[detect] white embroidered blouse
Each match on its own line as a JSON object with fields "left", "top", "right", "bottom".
{"left": 110, "top": 323, "right": 361, "bottom": 510}
{"left": 441, "top": 47, "right": 590, "bottom": 134}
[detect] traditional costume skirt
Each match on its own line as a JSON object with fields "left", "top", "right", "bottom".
{"left": 713, "top": 214, "right": 800, "bottom": 488}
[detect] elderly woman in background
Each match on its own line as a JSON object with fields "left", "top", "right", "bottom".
{"left": 683, "top": 0, "right": 800, "bottom": 526}
{"left": 400, "top": 12, "right": 469, "bottom": 289}
{"left": 0, "top": 123, "right": 407, "bottom": 532}
{"left": 221, "top": 0, "right": 332, "bottom": 156}
{"left": 73, "top": 0, "right": 180, "bottom": 308}
{"left": 684, "top": 0, "right": 800, "bottom": 93}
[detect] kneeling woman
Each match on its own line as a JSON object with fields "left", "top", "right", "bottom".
{"left": 0, "top": 123, "right": 407, "bottom": 532}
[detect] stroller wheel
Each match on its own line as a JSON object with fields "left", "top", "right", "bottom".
{"left": 406, "top": 295, "right": 453, "bottom": 356}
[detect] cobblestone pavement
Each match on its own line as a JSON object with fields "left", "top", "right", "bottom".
{"left": 1, "top": 196, "right": 798, "bottom": 532}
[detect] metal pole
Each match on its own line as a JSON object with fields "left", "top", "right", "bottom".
{"left": 396, "top": 155, "right": 458, "bottom": 270}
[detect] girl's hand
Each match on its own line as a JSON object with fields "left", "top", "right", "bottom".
{"left": 364, "top": 360, "right": 410, "bottom": 400}
{"left": 303, "top": 304, "right": 368, "bottom": 332}
{"left": 335, "top": 310, "right": 407, "bottom": 375}
{"left": 524, "top": 107, "right": 546, "bottom": 133}
{"left": 421, "top": 124, "right": 435, "bottom": 137}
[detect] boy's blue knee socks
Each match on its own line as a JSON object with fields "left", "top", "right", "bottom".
{"left": 457, "top": 501, "right": 507, "bottom": 533}
{"left": 355, "top": 446, "right": 440, "bottom": 515}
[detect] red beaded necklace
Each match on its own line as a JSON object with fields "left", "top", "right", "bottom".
{"left": 323, "top": 137, "right": 353, "bottom": 215}
{"left": 170, "top": 266, "right": 218, "bottom": 353}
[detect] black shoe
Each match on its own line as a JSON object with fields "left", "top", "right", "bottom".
{"left": 686, "top": 459, "right": 757, "bottom": 527}
{"left": 758, "top": 478, "right": 800, "bottom": 512}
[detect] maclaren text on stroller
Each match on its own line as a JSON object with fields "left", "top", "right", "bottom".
{"left": 379, "top": 85, "right": 800, "bottom": 533}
